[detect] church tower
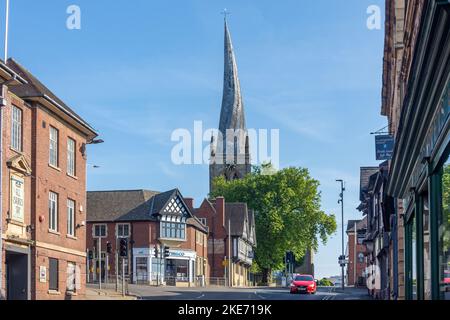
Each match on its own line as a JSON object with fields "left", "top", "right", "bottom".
{"left": 209, "top": 18, "right": 251, "bottom": 193}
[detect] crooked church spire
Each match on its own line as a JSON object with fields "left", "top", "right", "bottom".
{"left": 210, "top": 18, "right": 251, "bottom": 193}
{"left": 219, "top": 19, "right": 246, "bottom": 136}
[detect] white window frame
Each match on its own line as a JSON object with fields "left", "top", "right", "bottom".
{"left": 11, "top": 105, "right": 22, "bottom": 151}
{"left": 67, "top": 138, "right": 76, "bottom": 176}
{"left": 160, "top": 221, "right": 186, "bottom": 240}
{"left": 49, "top": 191, "right": 58, "bottom": 232}
{"left": 93, "top": 224, "right": 107, "bottom": 238}
{"left": 67, "top": 199, "right": 75, "bottom": 237}
{"left": 116, "top": 223, "right": 130, "bottom": 238}
{"left": 49, "top": 126, "right": 59, "bottom": 167}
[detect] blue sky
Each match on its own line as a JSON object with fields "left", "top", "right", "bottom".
{"left": 2, "top": 0, "right": 386, "bottom": 279}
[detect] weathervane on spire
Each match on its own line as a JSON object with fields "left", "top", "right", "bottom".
{"left": 221, "top": 8, "right": 231, "bottom": 22}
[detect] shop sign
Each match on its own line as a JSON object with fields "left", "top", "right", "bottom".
{"left": 375, "top": 135, "right": 394, "bottom": 160}
{"left": 169, "top": 250, "right": 196, "bottom": 259}
{"left": 11, "top": 175, "right": 25, "bottom": 222}
{"left": 39, "top": 266, "right": 46, "bottom": 283}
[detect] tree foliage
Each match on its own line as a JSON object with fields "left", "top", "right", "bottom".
{"left": 318, "top": 278, "right": 334, "bottom": 287}
{"left": 210, "top": 164, "right": 337, "bottom": 274}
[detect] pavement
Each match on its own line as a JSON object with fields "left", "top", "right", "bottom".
{"left": 85, "top": 284, "right": 137, "bottom": 300}
{"left": 126, "top": 284, "right": 372, "bottom": 301}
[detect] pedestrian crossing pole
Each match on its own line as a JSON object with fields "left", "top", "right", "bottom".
{"left": 98, "top": 237, "right": 101, "bottom": 290}
{"left": 228, "top": 219, "right": 232, "bottom": 287}
{"left": 337, "top": 179, "right": 345, "bottom": 291}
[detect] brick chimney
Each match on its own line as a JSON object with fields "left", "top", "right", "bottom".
{"left": 184, "top": 198, "right": 194, "bottom": 211}
{"left": 215, "top": 197, "right": 225, "bottom": 227}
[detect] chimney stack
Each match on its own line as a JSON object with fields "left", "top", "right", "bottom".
{"left": 215, "top": 197, "right": 225, "bottom": 227}
{"left": 184, "top": 198, "right": 194, "bottom": 211}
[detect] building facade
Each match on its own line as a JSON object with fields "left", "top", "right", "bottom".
{"left": 1, "top": 59, "right": 97, "bottom": 300}
{"left": 381, "top": 0, "right": 450, "bottom": 300}
{"left": 86, "top": 189, "right": 209, "bottom": 287}
{"left": 194, "top": 197, "right": 256, "bottom": 287}
{"left": 346, "top": 218, "right": 367, "bottom": 288}
{"left": 358, "top": 163, "right": 394, "bottom": 299}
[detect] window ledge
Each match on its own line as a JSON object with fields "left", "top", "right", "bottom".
{"left": 48, "top": 164, "right": 61, "bottom": 172}
{"left": 67, "top": 173, "right": 78, "bottom": 180}
{"left": 66, "top": 291, "right": 77, "bottom": 296}
{"left": 158, "top": 237, "right": 187, "bottom": 242}
{"left": 66, "top": 235, "right": 78, "bottom": 240}
{"left": 48, "top": 229, "right": 61, "bottom": 236}
{"left": 48, "top": 290, "right": 61, "bottom": 295}
{"left": 10, "top": 147, "right": 23, "bottom": 154}
{"left": 7, "top": 219, "right": 26, "bottom": 227}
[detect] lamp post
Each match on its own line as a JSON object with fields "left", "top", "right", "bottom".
{"left": 336, "top": 179, "right": 345, "bottom": 291}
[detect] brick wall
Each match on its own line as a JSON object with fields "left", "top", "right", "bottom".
{"left": 31, "top": 103, "right": 88, "bottom": 300}
{"left": 347, "top": 233, "right": 367, "bottom": 286}
{"left": 1, "top": 87, "right": 92, "bottom": 300}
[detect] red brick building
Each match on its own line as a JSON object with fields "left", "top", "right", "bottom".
{"left": 194, "top": 197, "right": 256, "bottom": 287}
{"left": 0, "top": 59, "right": 98, "bottom": 300}
{"left": 346, "top": 217, "right": 368, "bottom": 287}
{"left": 86, "top": 189, "right": 208, "bottom": 287}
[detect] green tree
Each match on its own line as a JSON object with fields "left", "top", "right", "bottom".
{"left": 210, "top": 164, "right": 337, "bottom": 284}
{"left": 318, "top": 278, "right": 334, "bottom": 287}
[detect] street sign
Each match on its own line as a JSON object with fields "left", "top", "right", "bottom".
{"left": 375, "top": 135, "right": 394, "bottom": 160}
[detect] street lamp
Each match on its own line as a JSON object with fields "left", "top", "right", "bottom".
{"left": 89, "top": 139, "right": 104, "bottom": 145}
{"left": 336, "top": 179, "right": 345, "bottom": 291}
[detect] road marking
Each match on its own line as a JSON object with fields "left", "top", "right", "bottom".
{"left": 254, "top": 291, "right": 267, "bottom": 300}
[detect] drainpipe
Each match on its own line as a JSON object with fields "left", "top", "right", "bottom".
{"left": 0, "top": 80, "right": 13, "bottom": 300}
{"left": 0, "top": 84, "right": 5, "bottom": 300}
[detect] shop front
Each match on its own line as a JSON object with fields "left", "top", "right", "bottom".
{"left": 386, "top": 1, "right": 450, "bottom": 300}
{"left": 132, "top": 247, "right": 197, "bottom": 286}
{"left": 164, "top": 249, "right": 196, "bottom": 287}
{"left": 132, "top": 247, "right": 152, "bottom": 284}
{"left": 401, "top": 77, "right": 450, "bottom": 300}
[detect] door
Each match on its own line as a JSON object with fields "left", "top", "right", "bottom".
{"left": 6, "top": 251, "right": 28, "bottom": 300}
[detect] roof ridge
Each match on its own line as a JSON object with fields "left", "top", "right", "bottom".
{"left": 88, "top": 189, "right": 160, "bottom": 193}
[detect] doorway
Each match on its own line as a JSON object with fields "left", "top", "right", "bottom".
{"left": 5, "top": 251, "right": 28, "bottom": 300}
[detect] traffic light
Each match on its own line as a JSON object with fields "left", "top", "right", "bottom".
{"left": 88, "top": 250, "right": 93, "bottom": 260}
{"left": 119, "top": 238, "right": 128, "bottom": 257}
{"left": 164, "top": 247, "right": 170, "bottom": 258}
{"left": 106, "top": 242, "right": 112, "bottom": 254}
{"left": 153, "top": 246, "right": 159, "bottom": 258}
{"left": 285, "top": 251, "right": 293, "bottom": 264}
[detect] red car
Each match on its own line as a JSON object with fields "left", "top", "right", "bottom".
{"left": 290, "top": 274, "right": 317, "bottom": 294}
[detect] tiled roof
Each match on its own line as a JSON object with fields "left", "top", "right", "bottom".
{"left": 359, "top": 167, "right": 379, "bottom": 201}
{"left": 347, "top": 216, "right": 368, "bottom": 233}
{"left": 87, "top": 190, "right": 159, "bottom": 222}
{"left": 224, "top": 203, "right": 256, "bottom": 245}
{"left": 87, "top": 189, "right": 208, "bottom": 233}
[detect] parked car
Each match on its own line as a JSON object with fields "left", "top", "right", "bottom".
{"left": 444, "top": 270, "right": 450, "bottom": 292}
{"left": 290, "top": 274, "right": 317, "bottom": 294}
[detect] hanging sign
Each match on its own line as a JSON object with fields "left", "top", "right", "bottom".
{"left": 375, "top": 135, "right": 394, "bottom": 160}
